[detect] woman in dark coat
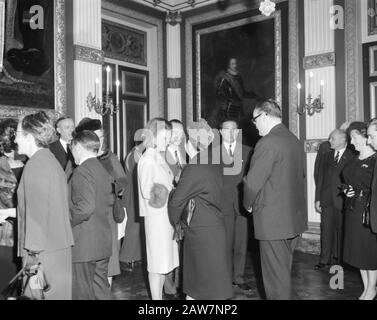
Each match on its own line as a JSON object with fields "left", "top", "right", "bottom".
{"left": 342, "top": 122, "right": 377, "bottom": 300}
{"left": 168, "top": 121, "right": 233, "bottom": 300}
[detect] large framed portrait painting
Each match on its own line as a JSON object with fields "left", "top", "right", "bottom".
{"left": 0, "top": 0, "right": 66, "bottom": 119}
{"left": 193, "top": 9, "right": 284, "bottom": 145}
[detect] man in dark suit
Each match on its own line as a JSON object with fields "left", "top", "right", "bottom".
{"left": 243, "top": 100, "right": 307, "bottom": 300}
{"left": 219, "top": 119, "right": 253, "bottom": 291}
{"left": 314, "top": 129, "right": 354, "bottom": 270}
{"left": 69, "top": 130, "right": 114, "bottom": 300}
{"left": 367, "top": 119, "right": 377, "bottom": 234}
{"left": 49, "top": 116, "right": 75, "bottom": 174}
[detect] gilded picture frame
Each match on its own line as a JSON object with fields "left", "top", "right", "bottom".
{"left": 368, "top": 0, "right": 377, "bottom": 36}
{"left": 194, "top": 11, "right": 282, "bottom": 122}
{"left": 0, "top": 0, "right": 66, "bottom": 120}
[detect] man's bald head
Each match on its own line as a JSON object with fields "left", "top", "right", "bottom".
{"left": 329, "top": 129, "right": 347, "bottom": 150}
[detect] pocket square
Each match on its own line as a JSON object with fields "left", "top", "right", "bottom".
{"left": 149, "top": 183, "right": 169, "bottom": 209}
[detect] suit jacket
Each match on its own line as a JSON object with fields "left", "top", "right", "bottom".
{"left": 70, "top": 157, "right": 114, "bottom": 263}
{"left": 314, "top": 141, "right": 331, "bottom": 197}
{"left": 137, "top": 148, "right": 174, "bottom": 217}
{"left": 218, "top": 141, "right": 253, "bottom": 217}
{"left": 17, "top": 149, "right": 74, "bottom": 256}
{"left": 316, "top": 148, "right": 354, "bottom": 210}
{"left": 49, "top": 139, "right": 74, "bottom": 170}
{"left": 370, "top": 160, "right": 377, "bottom": 233}
{"left": 168, "top": 150, "right": 224, "bottom": 228}
{"left": 243, "top": 124, "right": 308, "bottom": 241}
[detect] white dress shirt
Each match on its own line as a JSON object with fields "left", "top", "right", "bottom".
{"left": 334, "top": 147, "right": 346, "bottom": 163}
{"left": 59, "top": 138, "right": 69, "bottom": 153}
{"left": 223, "top": 141, "right": 236, "bottom": 156}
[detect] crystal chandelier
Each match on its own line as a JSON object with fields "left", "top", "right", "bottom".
{"left": 259, "top": 0, "right": 276, "bottom": 17}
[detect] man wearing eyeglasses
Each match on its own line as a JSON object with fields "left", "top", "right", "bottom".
{"left": 243, "top": 100, "right": 308, "bottom": 300}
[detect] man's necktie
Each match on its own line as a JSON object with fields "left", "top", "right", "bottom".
{"left": 334, "top": 151, "right": 340, "bottom": 164}
{"left": 229, "top": 144, "right": 234, "bottom": 158}
{"left": 175, "top": 150, "right": 182, "bottom": 170}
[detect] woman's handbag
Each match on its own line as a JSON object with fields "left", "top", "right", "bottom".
{"left": 2, "top": 256, "right": 49, "bottom": 300}
{"left": 172, "top": 198, "right": 196, "bottom": 242}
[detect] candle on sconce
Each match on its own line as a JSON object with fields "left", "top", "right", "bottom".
{"left": 106, "top": 66, "right": 111, "bottom": 95}
{"left": 116, "top": 80, "right": 120, "bottom": 106}
{"left": 95, "top": 78, "right": 100, "bottom": 99}
{"left": 309, "top": 71, "right": 314, "bottom": 96}
{"left": 297, "top": 83, "right": 301, "bottom": 107}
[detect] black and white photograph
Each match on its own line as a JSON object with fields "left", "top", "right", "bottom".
{"left": 1, "top": 0, "right": 377, "bottom": 312}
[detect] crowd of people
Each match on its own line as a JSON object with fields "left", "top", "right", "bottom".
{"left": 1, "top": 98, "right": 377, "bottom": 300}
{"left": 314, "top": 120, "right": 377, "bottom": 300}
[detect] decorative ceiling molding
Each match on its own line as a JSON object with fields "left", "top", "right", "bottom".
{"left": 134, "top": 0, "right": 219, "bottom": 12}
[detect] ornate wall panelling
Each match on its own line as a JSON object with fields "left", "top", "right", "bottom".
{"left": 102, "top": 1, "right": 164, "bottom": 119}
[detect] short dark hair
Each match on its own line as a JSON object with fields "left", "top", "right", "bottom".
{"left": 21, "top": 111, "right": 55, "bottom": 148}
{"left": 0, "top": 119, "right": 18, "bottom": 155}
{"left": 255, "top": 99, "right": 282, "bottom": 119}
{"left": 55, "top": 116, "right": 72, "bottom": 130}
{"left": 220, "top": 118, "right": 239, "bottom": 129}
{"left": 71, "top": 130, "right": 100, "bottom": 153}
{"left": 347, "top": 121, "right": 368, "bottom": 139}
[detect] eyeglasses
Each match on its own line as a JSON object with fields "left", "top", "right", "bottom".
{"left": 252, "top": 113, "right": 263, "bottom": 124}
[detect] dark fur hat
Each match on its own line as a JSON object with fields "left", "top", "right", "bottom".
{"left": 75, "top": 118, "right": 102, "bottom": 133}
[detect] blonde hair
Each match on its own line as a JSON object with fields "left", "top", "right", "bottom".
{"left": 141, "top": 118, "right": 172, "bottom": 148}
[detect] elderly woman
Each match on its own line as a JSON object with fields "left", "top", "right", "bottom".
{"left": 168, "top": 120, "right": 233, "bottom": 300}
{"left": 342, "top": 121, "right": 377, "bottom": 300}
{"left": 15, "top": 112, "right": 74, "bottom": 300}
{"left": 138, "top": 118, "right": 179, "bottom": 300}
{"left": 0, "top": 119, "right": 24, "bottom": 299}
{"left": 75, "top": 118, "right": 127, "bottom": 286}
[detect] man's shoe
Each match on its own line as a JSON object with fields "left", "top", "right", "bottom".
{"left": 233, "top": 282, "right": 253, "bottom": 291}
{"left": 314, "top": 263, "right": 330, "bottom": 270}
{"left": 163, "top": 292, "right": 182, "bottom": 300}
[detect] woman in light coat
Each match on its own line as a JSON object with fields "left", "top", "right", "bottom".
{"left": 138, "top": 118, "right": 179, "bottom": 300}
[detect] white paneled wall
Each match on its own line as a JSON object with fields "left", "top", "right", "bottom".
{"left": 304, "top": 0, "right": 336, "bottom": 225}
{"left": 305, "top": 67, "right": 336, "bottom": 139}
{"left": 73, "top": 0, "right": 102, "bottom": 122}
{"left": 168, "top": 88, "right": 182, "bottom": 120}
{"left": 74, "top": 61, "right": 102, "bottom": 123}
{"left": 304, "top": 0, "right": 334, "bottom": 55}
{"left": 166, "top": 23, "right": 182, "bottom": 121}
{"left": 167, "top": 24, "right": 181, "bottom": 78}
{"left": 73, "top": 0, "right": 102, "bottom": 49}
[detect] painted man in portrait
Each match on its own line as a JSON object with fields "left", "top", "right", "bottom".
{"left": 209, "top": 57, "right": 260, "bottom": 129}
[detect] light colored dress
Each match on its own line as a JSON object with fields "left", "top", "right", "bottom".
{"left": 138, "top": 148, "right": 179, "bottom": 274}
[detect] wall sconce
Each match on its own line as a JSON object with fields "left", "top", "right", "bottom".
{"left": 86, "top": 66, "right": 120, "bottom": 116}
{"left": 297, "top": 72, "right": 325, "bottom": 116}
